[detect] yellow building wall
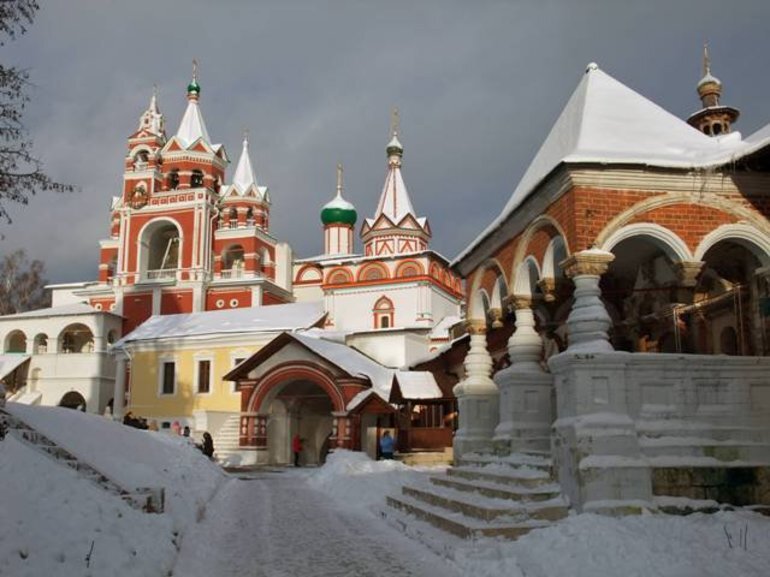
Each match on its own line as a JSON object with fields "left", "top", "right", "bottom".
{"left": 127, "top": 341, "right": 264, "bottom": 420}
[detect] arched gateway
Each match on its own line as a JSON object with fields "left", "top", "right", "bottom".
{"left": 225, "top": 333, "right": 408, "bottom": 466}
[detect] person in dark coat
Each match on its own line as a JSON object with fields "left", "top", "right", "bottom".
{"left": 292, "top": 433, "right": 303, "bottom": 467}
{"left": 379, "top": 430, "right": 395, "bottom": 460}
{"left": 201, "top": 432, "right": 214, "bottom": 459}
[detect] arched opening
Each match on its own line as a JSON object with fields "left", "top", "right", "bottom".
{"left": 5, "top": 330, "right": 27, "bottom": 353}
{"left": 229, "top": 207, "right": 238, "bottom": 228}
{"left": 33, "top": 333, "right": 48, "bottom": 354}
{"left": 166, "top": 169, "right": 180, "bottom": 190}
{"left": 260, "top": 380, "right": 335, "bottom": 466}
{"left": 603, "top": 234, "right": 682, "bottom": 353}
{"left": 140, "top": 220, "right": 181, "bottom": 280}
{"left": 190, "top": 169, "right": 204, "bottom": 188}
{"left": 246, "top": 207, "right": 255, "bottom": 226}
{"left": 133, "top": 150, "right": 149, "bottom": 170}
{"left": 58, "top": 324, "right": 94, "bottom": 354}
{"left": 107, "top": 256, "right": 118, "bottom": 282}
{"left": 222, "top": 244, "right": 245, "bottom": 278}
{"left": 59, "top": 391, "right": 87, "bottom": 411}
{"left": 695, "top": 239, "right": 765, "bottom": 356}
{"left": 107, "top": 330, "right": 118, "bottom": 345}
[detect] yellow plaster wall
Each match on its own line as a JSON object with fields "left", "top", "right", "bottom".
{"left": 127, "top": 343, "right": 258, "bottom": 419}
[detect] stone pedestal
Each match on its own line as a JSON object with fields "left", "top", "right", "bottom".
{"left": 493, "top": 297, "right": 554, "bottom": 453}
{"left": 453, "top": 322, "right": 499, "bottom": 459}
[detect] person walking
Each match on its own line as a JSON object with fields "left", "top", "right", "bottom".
{"left": 379, "top": 430, "right": 395, "bottom": 460}
{"left": 292, "top": 433, "right": 303, "bottom": 467}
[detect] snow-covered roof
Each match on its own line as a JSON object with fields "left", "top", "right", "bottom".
{"left": 114, "top": 302, "right": 325, "bottom": 346}
{"left": 429, "top": 315, "right": 462, "bottom": 340}
{"left": 394, "top": 371, "right": 441, "bottom": 399}
{"left": 0, "top": 303, "right": 111, "bottom": 320}
{"left": 175, "top": 98, "right": 210, "bottom": 147}
{"left": 0, "top": 354, "right": 30, "bottom": 380}
{"left": 291, "top": 332, "right": 441, "bottom": 409}
{"left": 454, "top": 63, "right": 770, "bottom": 266}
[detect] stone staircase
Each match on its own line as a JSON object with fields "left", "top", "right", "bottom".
{"left": 0, "top": 408, "right": 164, "bottom": 513}
{"left": 382, "top": 451, "right": 569, "bottom": 542}
{"left": 212, "top": 414, "right": 242, "bottom": 466}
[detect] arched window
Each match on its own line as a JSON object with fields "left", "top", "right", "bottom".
{"left": 712, "top": 123, "right": 723, "bottom": 135}
{"left": 190, "top": 169, "right": 204, "bottom": 188}
{"left": 59, "top": 391, "right": 87, "bottom": 411}
{"left": 222, "top": 244, "right": 245, "bottom": 278}
{"left": 58, "top": 324, "right": 94, "bottom": 354}
{"left": 359, "top": 263, "right": 388, "bottom": 282}
{"left": 246, "top": 207, "right": 255, "bottom": 226}
{"left": 167, "top": 169, "right": 180, "bottom": 190}
{"left": 327, "top": 269, "right": 352, "bottom": 285}
{"left": 140, "top": 220, "right": 181, "bottom": 280}
{"left": 5, "top": 330, "right": 27, "bottom": 353}
{"left": 396, "top": 261, "right": 423, "bottom": 278}
{"left": 33, "top": 333, "right": 48, "bottom": 354}
{"left": 373, "top": 296, "right": 394, "bottom": 329}
{"left": 107, "top": 330, "right": 118, "bottom": 345}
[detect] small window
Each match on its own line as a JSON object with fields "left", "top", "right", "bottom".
{"left": 167, "top": 169, "right": 180, "bottom": 190}
{"left": 379, "top": 315, "right": 390, "bottom": 329}
{"left": 191, "top": 170, "right": 204, "bottom": 188}
{"left": 161, "top": 361, "right": 176, "bottom": 395}
{"left": 712, "top": 123, "right": 723, "bottom": 135}
{"left": 197, "top": 359, "right": 211, "bottom": 394}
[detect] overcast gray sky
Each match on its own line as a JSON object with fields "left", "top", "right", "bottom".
{"left": 3, "top": 0, "right": 769, "bottom": 283}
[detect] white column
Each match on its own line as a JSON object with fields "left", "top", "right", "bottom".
{"left": 113, "top": 356, "right": 127, "bottom": 421}
{"left": 453, "top": 321, "right": 499, "bottom": 459}
{"left": 493, "top": 296, "right": 554, "bottom": 453}
{"left": 561, "top": 249, "right": 615, "bottom": 353}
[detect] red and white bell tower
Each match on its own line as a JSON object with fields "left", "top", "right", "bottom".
{"left": 83, "top": 64, "right": 293, "bottom": 332}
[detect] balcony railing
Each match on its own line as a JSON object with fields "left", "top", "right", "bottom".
{"left": 143, "top": 269, "right": 178, "bottom": 281}
{"left": 220, "top": 268, "right": 244, "bottom": 279}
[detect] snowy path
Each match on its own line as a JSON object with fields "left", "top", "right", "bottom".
{"left": 172, "top": 469, "right": 461, "bottom": 577}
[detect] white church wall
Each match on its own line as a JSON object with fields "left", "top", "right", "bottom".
{"left": 274, "top": 242, "right": 294, "bottom": 292}
{"left": 347, "top": 331, "right": 428, "bottom": 368}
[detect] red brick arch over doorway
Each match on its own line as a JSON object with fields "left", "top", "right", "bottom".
{"left": 245, "top": 362, "right": 346, "bottom": 414}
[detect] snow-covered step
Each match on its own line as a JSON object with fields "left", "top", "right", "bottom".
{"left": 434, "top": 474, "right": 561, "bottom": 502}
{"left": 458, "top": 452, "right": 553, "bottom": 473}
{"left": 447, "top": 464, "right": 553, "bottom": 488}
{"left": 402, "top": 483, "right": 568, "bottom": 523}
{"left": 386, "top": 492, "right": 552, "bottom": 540}
{"left": 639, "top": 437, "right": 770, "bottom": 462}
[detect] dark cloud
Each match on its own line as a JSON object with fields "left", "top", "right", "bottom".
{"left": 2, "top": 0, "right": 769, "bottom": 282}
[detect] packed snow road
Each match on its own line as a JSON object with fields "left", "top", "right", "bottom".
{"left": 172, "top": 468, "right": 460, "bottom": 577}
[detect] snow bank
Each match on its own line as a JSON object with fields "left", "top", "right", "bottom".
{"left": 0, "top": 404, "right": 225, "bottom": 577}
{"left": 307, "top": 449, "right": 444, "bottom": 515}
{"left": 459, "top": 511, "right": 770, "bottom": 577}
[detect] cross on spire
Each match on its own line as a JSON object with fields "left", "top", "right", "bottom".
{"left": 390, "top": 106, "right": 400, "bottom": 137}
{"left": 192, "top": 59, "right": 199, "bottom": 82}
{"left": 336, "top": 163, "right": 344, "bottom": 197}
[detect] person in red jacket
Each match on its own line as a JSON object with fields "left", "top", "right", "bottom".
{"left": 292, "top": 433, "right": 303, "bottom": 467}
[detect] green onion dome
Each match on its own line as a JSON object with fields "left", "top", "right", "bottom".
{"left": 321, "top": 195, "right": 357, "bottom": 226}
{"left": 187, "top": 79, "right": 201, "bottom": 95}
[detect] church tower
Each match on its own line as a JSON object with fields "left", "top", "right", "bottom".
{"left": 360, "top": 109, "right": 431, "bottom": 257}
{"left": 321, "top": 164, "right": 357, "bottom": 256}
{"left": 687, "top": 44, "right": 740, "bottom": 136}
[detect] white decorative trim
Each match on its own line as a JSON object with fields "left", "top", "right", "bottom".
{"left": 600, "top": 223, "right": 692, "bottom": 262}
{"left": 229, "top": 298, "right": 239, "bottom": 308}
{"left": 694, "top": 223, "right": 770, "bottom": 266}
{"left": 215, "top": 299, "right": 225, "bottom": 309}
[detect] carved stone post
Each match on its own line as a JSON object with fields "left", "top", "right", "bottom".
{"left": 561, "top": 250, "right": 615, "bottom": 352}
{"left": 452, "top": 320, "right": 499, "bottom": 460}
{"left": 493, "top": 296, "right": 554, "bottom": 453}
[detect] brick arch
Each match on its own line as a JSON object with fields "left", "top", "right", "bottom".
{"left": 357, "top": 262, "right": 390, "bottom": 282}
{"left": 594, "top": 194, "right": 758, "bottom": 252}
{"left": 467, "top": 258, "right": 507, "bottom": 320}
{"left": 600, "top": 222, "right": 693, "bottom": 263}
{"left": 247, "top": 362, "right": 346, "bottom": 414}
{"left": 395, "top": 259, "right": 424, "bottom": 278}
{"left": 325, "top": 266, "right": 353, "bottom": 285}
{"left": 513, "top": 215, "right": 569, "bottom": 283}
{"left": 695, "top": 223, "right": 770, "bottom": 267}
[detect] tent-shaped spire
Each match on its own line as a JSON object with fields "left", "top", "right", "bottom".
{"left": 175, "top": 62, "right": 211, "bottom": 147}
{"left": 366, "top": 108, "right": 423, "bottom": 227}
{"left": 137, "top": 86, "right": 164, "bottom": 137}
{"left": 232, "top": 134, "right": 257, "bottom": 193}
